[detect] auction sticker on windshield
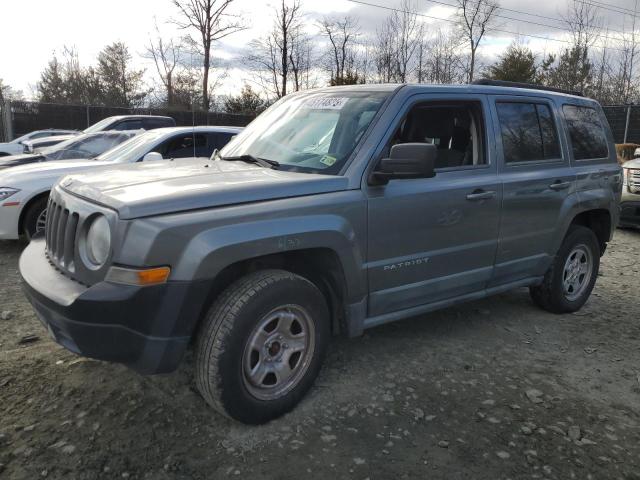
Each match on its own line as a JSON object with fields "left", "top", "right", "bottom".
{"left": 305, "top": 97, "right": 349, "bottom": 110}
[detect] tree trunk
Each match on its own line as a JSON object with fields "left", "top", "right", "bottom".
{"left": 469, "top": 43, "right": 476, "bottom": 82}
{"left": 203, "top": 40, "right": 210, "bottom": 110}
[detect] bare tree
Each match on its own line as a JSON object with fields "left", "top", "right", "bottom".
{"left": 563, "top": 0, "right": 601, "bottom": 50}
{"left": 319, "top": 16, "right": 362, "bottom": 85}
{"left": 248, "top": 0, "right": 308, "bottom": 99}
{"left": 289, "top": 24, "right": 315, "bottom": 91}
{"left": 555, "top": 0, "right": 603, "bottom": 95}
{"left": 374, "top": 21, "right": 396, "bottom": 83}
{"left": 422, "top": 29, "right": 465, "bottom": 84}
{"left": 394, "top": 0, "right": 421, "bottom": 83}
{"left": 455, "top": 0, "right": 500, "bottom": 83}
{"left": 172, "top": 0, "right": 244, "bottom": 110}
{"left": 144, "top": 22, "right": 182, "bottom": 107}
{"left": 373, "top": 0, "right": 421, "bottom": 83}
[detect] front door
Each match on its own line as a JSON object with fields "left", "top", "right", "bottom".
{"left": 366, "top": 96, "right": 501, "bottom": 317}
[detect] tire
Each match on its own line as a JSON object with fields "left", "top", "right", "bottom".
{"left": 195, "top": 269, "right": 330, "bottom": 424}
{"left": 529, "top": 225, "right": 600, "bottom": 313}
{"left": 23, "top": 197, "right": 49, "bottom": 240}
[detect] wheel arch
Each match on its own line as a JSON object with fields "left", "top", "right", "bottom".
{"left": 192, "top": 248, "right": 350, "bottom": 342}
{"left": 568, "top": 208, "right": 612, "bottom": 255}
{"left": 18, "top": 190, "right": 50, "bottom": 235}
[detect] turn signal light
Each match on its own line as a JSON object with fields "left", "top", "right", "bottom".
{"left": 106, "top": 266, "right": 171, "bottom": 286}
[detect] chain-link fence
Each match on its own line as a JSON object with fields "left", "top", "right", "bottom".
{"left": 1, "top": 100, "right": 255, "bottom": 140}
{"left": 601, "top": 105, "right": 640, "bottom": 144}
{"left": 2, "top": 99, "right": 640, "bottom": 145}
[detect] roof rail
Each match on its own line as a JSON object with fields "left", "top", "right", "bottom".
{"left": 471, "top": 79, "right": 583, "bottom": 97}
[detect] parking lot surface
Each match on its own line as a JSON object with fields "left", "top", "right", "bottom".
{"left": 1, "top": 230, "right": 639, "bottom": 480}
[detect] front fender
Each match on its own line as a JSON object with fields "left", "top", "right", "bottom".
{"left": 169, "top": 214, "right": 366, "bottom": 302}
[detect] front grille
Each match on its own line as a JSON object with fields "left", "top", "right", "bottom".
{"left": 45, "top": 198, "right": 80, "bottom": 273}
{"left": 630, "top": 169, "right": 640, "bottom": 194}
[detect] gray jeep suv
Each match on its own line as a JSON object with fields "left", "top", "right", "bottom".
{"left": 20, "top": 82, "right": 622, "bottom": 424}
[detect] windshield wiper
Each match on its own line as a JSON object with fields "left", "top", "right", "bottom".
{"left": 221, "top": 154, "right": 280, "bottom": 169}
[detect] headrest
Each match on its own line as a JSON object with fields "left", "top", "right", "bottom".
{"left": 453, "top": 110, "right": 471, "bottom": 130}
{"left": 415, "top": 107, "right": 453, "bottom": 138}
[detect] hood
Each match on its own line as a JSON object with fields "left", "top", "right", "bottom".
{"left": 59, "top": 158, "right": 350, "bottom": 219}
{"left": 0, "top": 158, "right": 111, "bottom": 184}
{"left": 0, "top": 153, "right": 44, "bottom": 170}
{"left": 623, "top": 158, "right": 640, "bottom": 169}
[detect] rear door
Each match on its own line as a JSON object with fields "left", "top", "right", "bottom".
{"left": 489, "top": 95, "right": 574, "bottom": 287}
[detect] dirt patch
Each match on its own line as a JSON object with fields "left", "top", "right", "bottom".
{"left": 1, "top": 231, "right": 640, "bottom": 479}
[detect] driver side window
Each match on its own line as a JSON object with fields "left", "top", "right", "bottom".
{"left": 386, "top": 101, "right": 485, "bottom": 170}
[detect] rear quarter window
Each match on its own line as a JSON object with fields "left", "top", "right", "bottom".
{"left": 562, "top": 105, "right": 609, "bottom": 160}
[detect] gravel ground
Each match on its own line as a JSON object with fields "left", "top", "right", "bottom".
{"left": 1, "top": 230, "right": 639, "bottom": 480}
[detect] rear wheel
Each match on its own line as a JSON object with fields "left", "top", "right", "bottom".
{"left": 195, "top": 269, "right": 330, "bottom": 424}
{"left": 530, "top": 225, "right": 600, "bottom": 313}
{"left": 23, "top": 197, "right": 48, "bottom": 240}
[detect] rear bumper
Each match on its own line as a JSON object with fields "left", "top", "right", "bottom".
{"left": 620, "top": 200, "right": 640, "bottom": 227}
{"left": 19, "top": 238, "right": 210, "bottom": 374}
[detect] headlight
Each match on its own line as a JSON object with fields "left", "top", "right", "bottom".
{"left": 623, "top": 168, "right": 628, "bottom": 186}
{"left": 0, "top": 187, "right": 20, "bottom": 201}
{"left": 85, "top": 215, "right": 111, "bottom": 267}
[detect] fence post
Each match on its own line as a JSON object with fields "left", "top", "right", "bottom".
{"left": 2, "top": 99, "right": 13, "bottom": 141}
{"left": 86, "top": 105, "right": 90, "bottom": 129}
{"left": 624, "top": 104, "right": 633, "bottom": 144}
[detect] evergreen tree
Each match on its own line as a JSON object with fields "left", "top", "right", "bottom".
{"left": 97, "top": 42, "right": 147, "bottom": 107}
{"left": 38, "top": 57, "right": 66, "bottom": 103}
{"left": 546, "top": 45, "right": 592, "bottom": 93}
{"left": 223, "top": 84, "right": 267, "bottom": 115}
{"left": 488, "top": 43, "right": 538, "bottom": 83}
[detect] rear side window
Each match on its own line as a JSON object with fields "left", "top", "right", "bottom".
{"left": 113, "top": 120, "right": 143, "bottom": 131}
{"left": 144, "top": 118, "right": 175, "bottom": 129}
{"left": 496, "top": 102, "right": 561, "bottom": 163}
{"left": 562, "top": 105, "right": 608, "bottom": 160}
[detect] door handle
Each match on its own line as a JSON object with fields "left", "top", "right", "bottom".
{"left": 466, "top": 190, "right": 496, "bottom": 201}
{"left": 549, "top": 181, "right": 571, "bottom": 191}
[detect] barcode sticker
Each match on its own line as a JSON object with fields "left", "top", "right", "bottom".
{"left": 304, "top": 97, "right": 349, "bottom": 110}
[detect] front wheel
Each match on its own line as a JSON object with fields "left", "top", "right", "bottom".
{"left": 530, "top": 225, "right": 600, "bottom": 313}
{"left": 23, "top": 197, "right": 48, "bottom": 240}
{"left": 195, "top": 269, "right": 330, "bottom": 424}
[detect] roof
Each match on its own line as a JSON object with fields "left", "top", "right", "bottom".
{"left": 102, "top": 114, "right": 174, "bottom": 120}
{"left": 148, "top": 126, "right": 244, "bottom": 135}
{"left": 307, "top": 82, "right": 590, "bottom": 102}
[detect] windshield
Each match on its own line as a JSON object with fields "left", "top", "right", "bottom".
{"left": 96, "top": 130, "right": 166, "bottom": 162}
{"left": 10, "top": 133, "right": 32, "bottom": 144}
{"left": 220, "top": 91, "right": 389, "bottom": 174}
{"left": 83, "top": 117, "right": 116, "bottom": 133}
{"left": 41, "top": 132, "right": 135, "bottom": 160}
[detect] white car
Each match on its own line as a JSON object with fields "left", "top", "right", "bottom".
{"left": 0, "top": 126, "right": 242, "bottom": 239}
{"left": 0, "top": 129, "right": 78, "bottom": 156}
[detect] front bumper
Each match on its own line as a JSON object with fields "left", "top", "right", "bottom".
{"left": 620, "top": 200, "right": 640, "bottom": 227}
{"left": 19, "top": 238, "right": 210, "bottom": 374}
{"left": 0, "top": 200, "right": 22, "bottom": 239}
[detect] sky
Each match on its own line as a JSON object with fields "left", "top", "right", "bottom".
{"left": 1, "top": 0, "right": 639, "bottom": 100}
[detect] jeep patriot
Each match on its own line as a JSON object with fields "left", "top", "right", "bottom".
{"left": 20, "top": 82, "right": 622, "bottom": 424}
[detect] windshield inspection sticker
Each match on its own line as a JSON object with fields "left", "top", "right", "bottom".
{"left": 305, "top": 97, "right": 349, "bottom": 110}
{"left": 320, "top": 155, "right": 337, "bottom": 166}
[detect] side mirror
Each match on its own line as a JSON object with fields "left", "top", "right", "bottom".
{"left": 370, "top": 143, "right": 437, "bottom": 185}
{"left": 634, "top": 147, "right": 640, "bottom": 158}
{"left": 142, "top": 152, "right": 164, "bottom": 162}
